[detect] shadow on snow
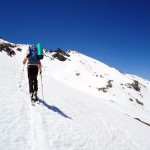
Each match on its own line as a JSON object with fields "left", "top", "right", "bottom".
{"left": 38, "top": 99, "right": 72, "bottom": 120}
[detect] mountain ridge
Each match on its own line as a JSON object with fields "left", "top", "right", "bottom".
{"left": 0, "top": 38, "right": 150, "bottom": 149}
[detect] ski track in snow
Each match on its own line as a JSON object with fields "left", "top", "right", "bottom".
{"left": 1, "top": 48, "right": 150, "bottom": 150}
{"left": 20, "top": 73, "right": 50, "bottom": 150}
{"left": 29, "top": 102, "right": 50, "bottom": 150}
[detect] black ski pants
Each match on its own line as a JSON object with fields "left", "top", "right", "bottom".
{"left": 27, "top": 65, "right": 38, "bottom": 93}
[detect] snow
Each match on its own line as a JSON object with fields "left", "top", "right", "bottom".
{"left": 0, "top": 40, "right": 150, "bottom": 150}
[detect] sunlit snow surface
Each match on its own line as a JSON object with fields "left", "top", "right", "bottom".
{"left": 0, "top": 39, "right": 150, "bottom": 150}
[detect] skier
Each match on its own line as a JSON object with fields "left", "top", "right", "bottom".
{"left": 23, "top": 46, "right": 42, "bottom": 101}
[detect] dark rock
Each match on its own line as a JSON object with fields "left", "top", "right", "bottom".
{"left": 106, "top": 80, "right": 113, "bottom": 88}
{"left": 52, "top": 52, "right": 67, "bottom": 61}
{"left": 76, "top": 73, "right": 80, "bottom": 76}
{"left": 136, "top": 99, "right": 143, "bottom": 106}
{"left": 132, "top": 80, "right": 140, "bottom": 91}
{"left": 129, "top": 98, "right": 133, "bottom": 102}
{"left": 16, "top": 47, "right": 22, "bottom": 51}
{"left": 98, "top": 87, "right": 107, "bottom": 93}
{"left": 134, "top": 118, "right": 150, "bottom": 126}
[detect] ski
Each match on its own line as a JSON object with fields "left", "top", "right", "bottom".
{"left": 30, "top": 97, "right": 39, "bottom": 106}
{"left": 30, "top": 92, "right": 39, "bottom": 106}
{"left": 31, "top": 100, "right": 35, "bottom": 106}
{"left": 30, "top": 97, "right": 35, "bottom": 106}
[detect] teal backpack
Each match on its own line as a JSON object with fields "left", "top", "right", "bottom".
{"left": 36, "top": 43, "right": 43, "bottom": 59}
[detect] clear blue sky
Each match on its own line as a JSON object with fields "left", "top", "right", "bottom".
{"left": 1, "top": 0, "right": 150, "bottom": 80}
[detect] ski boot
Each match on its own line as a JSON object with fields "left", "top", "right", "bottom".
{"left": 33, "top": 91, "right": 38, "bottom": 102}
{"left": 30, "top": 92, "right": 34, "bottom": 100}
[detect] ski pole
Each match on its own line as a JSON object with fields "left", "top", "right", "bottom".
{"left": 19, "top": 65, "right": 25, "bottom": 88}
{"left": 40, "top": 72, "right": 44, "bottom": 100}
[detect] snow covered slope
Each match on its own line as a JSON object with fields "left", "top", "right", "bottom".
{"left": 0, "top": 39, "right": 150, "bottom": 150}
{"left": 44, "top": 49, "right": 150, "bottom": 124}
